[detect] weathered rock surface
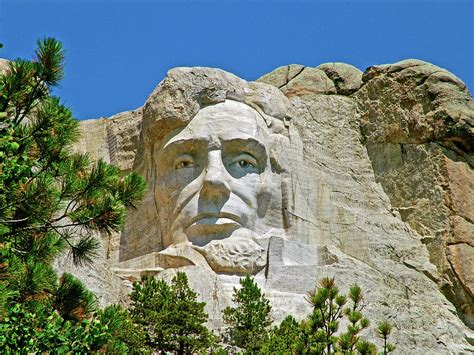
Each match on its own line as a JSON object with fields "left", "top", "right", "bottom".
{"left": 352, "top": 59, "right": 474, "bottom": 327}
{"left": 258, "top": 64, "right": 337, "bottom": 96}
{"left": 0, "top": 58, "right": 10, "bottom": 75}
{"left": 71, "top": 60, "right": 473, "bottom": 353}
{"left": 74, "top": 108, "right": 142, "bottom": 173}
{"left": 317, "top": 62, "right": 363, "bottom": 95}
{"left": 256, "top": 59, "right": 474, "bottom": 329}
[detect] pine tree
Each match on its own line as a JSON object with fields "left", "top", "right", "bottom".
{"left": 376, "top": 320, "right": 396, "bottom": 354}
{"left": 261, "top": 314, "right": 302, "bottom": 353}
{"left": 130, "top": 272, "right": 215, "bottom": 354}
{"left": 96, "top": 305, "right": 152, "bottom": 354}
{"left": 301, "top": 277, "right": 382, "bottom": 355}
{"left": 302, "top": 277, "right": 347, "bottom": 354}
{"left": 0, "top": 38, "right": 146, "bottom": 351}
{"left": 222, "top": 274, "right": 273, "bottom": 353}
{"left": 54, "top": 272, "right": 98, "bottom": 321}
{"left": 129, "top": 275, "right": 172, "bottom": 350}
{"left": 336, "top": 284, "right": 371, "bottom": 353}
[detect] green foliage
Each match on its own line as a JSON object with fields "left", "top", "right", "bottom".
{"left": 223, "top": 274, "right": 273, "bottom": 353}
{"left": 377, "top": 320, "right": 396, "bottom": 354}
{"left": 130, "top": 274, "right": 172, "bottom": 349}
{"left": 0, "top": 302, "right": 129, "bottom": 353}
{"left": 130, "top": 271, "right": 215, "bottom": 354}
{"left": 336, "top": 284, "right": 371, "bottom": 353}
{"left": 0, "top": 36, "right": 146, "bottom": 300}
{"left": 296, "top": 277, "right": 395, "bottom": 355}
{"left": 355, "top": 340, "right": 377, "bottom": 355}
{"left": 0, "top": 37, "right": 146, "bottom": 351}
{"left": 301, "top": 277, "right": 348, "bottom": 353}
{"left": 261, "top": 315, "right": 302, "bottom": 354}
{"left": 97, "top": 304, "right": 151, "bottom": 354}
{"left": 54, "top": 272, "right": 97, "bottom": 321}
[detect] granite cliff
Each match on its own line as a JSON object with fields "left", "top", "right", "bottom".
{"left": 69, "top": 60, "right": 473, "bottom": 353}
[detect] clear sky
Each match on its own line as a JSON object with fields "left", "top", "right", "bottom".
{"left": 1, "top": 0, "right": 473, "bottom": 120}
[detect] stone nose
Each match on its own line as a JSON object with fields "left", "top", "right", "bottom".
{"left": 200, "top": 150, "right": 230, "bottom": 204}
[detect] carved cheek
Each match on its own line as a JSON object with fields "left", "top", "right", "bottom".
{"left": 229, "top": 173, "right": 262, "bottom": 210}
{"left": 157, "top": 167, "right": 197, "bottom": 191}
{"left": 174, "top": 168, "right": 198, "bottom": 188}
{"left": 256, "top": 173, "right": 273, "bottom": 218}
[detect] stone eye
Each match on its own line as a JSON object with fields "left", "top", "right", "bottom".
{"left": 238, "top": 160, "right": 253, "bottom": 169}
{"left": 176, "top": 161, "right": 189, "bottom": 169}
{"left": 230, "top": 153, "right": 258, "bottom": 172}
{"left": 175, "top": 156, "right": 194, "bottom": 170}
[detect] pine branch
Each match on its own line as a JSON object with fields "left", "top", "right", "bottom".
{"left": 34, "top": 37, "right": 64, "bottom": 85}
{"left": 68, "top": 235, "right": 100, "bottom": 267}
{"left": 55, "top": 272, "right": 97, "bottom": 321}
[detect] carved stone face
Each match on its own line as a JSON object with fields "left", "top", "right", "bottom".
{"left": 154, "top": 100, "right": 272, "bottom": 249}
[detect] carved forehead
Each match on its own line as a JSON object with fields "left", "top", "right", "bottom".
{"left": 137, "top": 68, "right": 295, "bottom": 182}
{"left": 141, "top": 67, "right": 294, "bottom": 145}
{"left": 198, "top": 100, "right": 261, "bottom": 119}
{"left": 160, "top": 100, "right": 270, "bottom": 150}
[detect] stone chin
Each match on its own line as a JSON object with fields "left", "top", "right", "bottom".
{"left": 190, "top": 228, "right": 266, "bottom": 273}
{"left": 161, "top": 219, "right": 267, "bottom": 274}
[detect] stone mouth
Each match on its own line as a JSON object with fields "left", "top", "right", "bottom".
{"left": 186, "top": 212, "right": 243, "bottom": 228}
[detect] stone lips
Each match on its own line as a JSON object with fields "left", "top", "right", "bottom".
{"left": 69, "top": 60, "right": 474, "bottom": 352}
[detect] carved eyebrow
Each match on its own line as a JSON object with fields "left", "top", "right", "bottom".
{"left": 221, "top": 137, "right": 268, "bottom": 168}
{"left": 156, "top": 139, "right": 208, "bottom": 170}
{"left": 162, "top": 136, "right": 266, "bottom": 153}
{"left": 221, "top": 137, "right": 266, "bottom": 153}
{"left": 161, "top": 137, "right": 209, "bottom": 152}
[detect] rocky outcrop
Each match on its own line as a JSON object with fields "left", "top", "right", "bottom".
{"left": 352, "top": 59, "right": 473, "bottom": 328}
{"left": 257, "top": 59, "right": 474, "bottom": 329}
{"left": 72, "top": 61, "right": 473, "bottom": 352}
{"left": 317, "top": 62, "right": 363, "bottom": 95}
{"left": 74, "top": 108, "right": 142, "bottom": 172}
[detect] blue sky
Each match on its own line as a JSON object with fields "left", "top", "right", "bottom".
{"left": 1, "top": 0, "right": 473, "bottom": 120}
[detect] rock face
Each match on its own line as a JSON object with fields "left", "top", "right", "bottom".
{"left": 352, "top": 60, "right": 474, "bottom": 328}
{"left": 73, "top": 60, "right": 473, "bottom": 352}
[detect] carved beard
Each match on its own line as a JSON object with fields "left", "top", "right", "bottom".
{"left": 191, "top": 228, "right": 266, "bottom": 274}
